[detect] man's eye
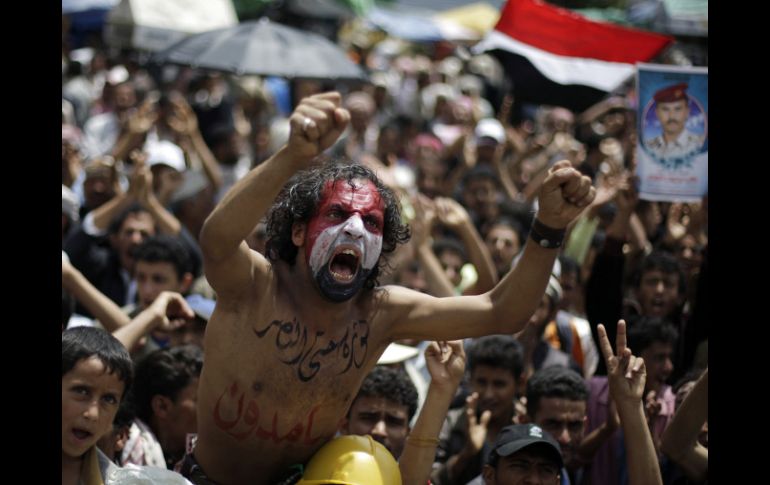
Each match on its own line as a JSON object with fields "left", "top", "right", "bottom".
{"left": 385, "top": 417, "right": 406, "bottom": 427}
{"left": 72, "top": 386, "right": 89, "bottom": 397}
{"left": 539, "top": 465, "right": 559, "bottom": 476}
{"left": 364, "top": 217, "right": 380, "bottom": 228}
{"left": 102, "top": 394, "right": 119, "bottom": 405}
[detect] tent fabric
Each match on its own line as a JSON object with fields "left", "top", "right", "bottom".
{"left": 105, "top": 0, "right": 238, "bottom": 52}
{"left": 366, "top": 5, "right": 478, "bottom": 42}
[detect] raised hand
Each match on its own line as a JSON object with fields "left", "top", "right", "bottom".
{"left": 286, "top": 92, "right": 350, "bottom": 161}
{"left": 666, "top": 203, "right": 687, "bottom": 242}
{"left": 537, "top": 160, "right": 596, "bottom": 229}
{"left": 126, "top": 98, "right": 158, "bottom": 135}
{"left": 127, "top": 149, "right": 152, "bottom": 203}
{"left": 613, "top": 176, "right": 639, "bottom": 215}
{"left": 464, "top": 392, "right": 491, "bottom": 455}
{"left": 644, "top": 390, "right": 662, "bottom": 423}
{"left": 425, "top": 340, "right": 466, "bottom": 392}
{"left": 597, "top": 320, "right": 646, "bottom": 404}
{"left": 167, "top": 94, "right": 199, "bottom": 138}
{"left": 433, "top": 197, "right": 472, "bottom": 231}
{"left": 408, "top": 193, "right": 435, "bottom": 250}
{"left": 148, "top": 291, "right": 195, "bottom": 332}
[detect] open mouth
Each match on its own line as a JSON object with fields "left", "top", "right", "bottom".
{"left": 72, "top": 428, "right": 93, "bottom": 441}
{"left": 328, "top": 248, "right": 361, "bottom": 283}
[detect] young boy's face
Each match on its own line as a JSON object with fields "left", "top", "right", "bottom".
{"left": 62, "top": 356, "right": 125, "bottom": 459}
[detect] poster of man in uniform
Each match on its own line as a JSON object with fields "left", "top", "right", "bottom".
{"left": 636, "top": 64, "right": 708, "bottom": 202}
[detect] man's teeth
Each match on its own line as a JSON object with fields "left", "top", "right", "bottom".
{"left": 342, "top": 249, "right": 356, "bottom": 256}
{"left": 331, "top": 270, "right": 354, "bottom": 281}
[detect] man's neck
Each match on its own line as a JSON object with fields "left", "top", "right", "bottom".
{"left": 278, "top": 259, "right": 362, "bottom": 333}
{"left": 662, "top": 131, "right": 683, "bottom": 145}
{"left": 487, "top": 410, "right": 515, "bottom": 438}
{"left": 61, "top": 452, "right": 84, "bottom": 485}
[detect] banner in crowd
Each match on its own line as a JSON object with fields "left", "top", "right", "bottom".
{"left": 635, "top": 64, "right": 708, "bottom": 202}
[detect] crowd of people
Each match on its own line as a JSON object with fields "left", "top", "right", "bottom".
{"left": 62, "top": 15, "right": 708, "bottom": 485}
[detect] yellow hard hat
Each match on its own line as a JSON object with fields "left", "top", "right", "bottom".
{"left": 296, "top": 435, "right": 401, "bottom": 485}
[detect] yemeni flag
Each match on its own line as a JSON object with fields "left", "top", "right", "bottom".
{"left": 475, "top": 0, "right": 674, "bottom": 112}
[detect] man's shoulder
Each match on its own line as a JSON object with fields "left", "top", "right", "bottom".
{"left": 645, "top": 135, "right": 664, "bottom": 149}
{"left": 84, "top": 111, "right": 117, "bottom": 131}
{"left": 684, "top": 131, "right": 706, "bottom": 146}
{"left": 368, "top": 284, "right": 424, "bottom": 309}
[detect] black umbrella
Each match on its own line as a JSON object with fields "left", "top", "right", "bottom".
{"left": 151, "top": 18, "right": 366, "bottom": 81}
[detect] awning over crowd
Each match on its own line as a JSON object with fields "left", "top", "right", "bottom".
{"left": 104, "top": 0, "right": 239, "bottom": 52}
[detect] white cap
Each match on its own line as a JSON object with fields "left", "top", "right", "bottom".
{"left": 377, "top": 343, "right": 420, "bottom": 365}
{"left": 145, "top": 140, "right": 186, "bottom": 172}
{"left": 106, "top": 65, "right": 130, "bottom": 85}
{"left": 474, "top": 118, "right": 505, "bottom": 145}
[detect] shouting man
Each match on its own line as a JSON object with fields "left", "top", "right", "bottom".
{"left": 187, "top": 92, "right": 595, "bottom": 484}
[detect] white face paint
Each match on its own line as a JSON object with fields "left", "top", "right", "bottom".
{"left": 308, "top": 213, "right": 383, "bottom": 280}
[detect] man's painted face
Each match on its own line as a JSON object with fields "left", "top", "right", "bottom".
{"left": 305, "top": 179, "right": 384, "bottom": 302}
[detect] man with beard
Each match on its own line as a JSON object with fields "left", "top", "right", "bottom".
{"left": 186, "top": 92, "right": 595, "bottom": 485}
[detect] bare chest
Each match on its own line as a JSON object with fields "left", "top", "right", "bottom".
{"left": 197, "top": 297, "right": 388, "bottom": 476}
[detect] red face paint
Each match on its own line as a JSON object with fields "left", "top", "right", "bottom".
{"left": 305, "top": 179, "right": 384, "bottom": 267}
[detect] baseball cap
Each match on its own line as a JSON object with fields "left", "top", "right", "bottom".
{"left": 474, "top": 118, "right": 505, "bottom": 146}
{"left": 145, "top": 140, "right": 186, "bottom": 172}
{"left": 487, "top": 424, "right": 563, "bottom": 468}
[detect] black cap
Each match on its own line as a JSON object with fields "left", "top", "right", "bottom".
{"left": 487, "top": 424, "right": 563, "bottom": 468}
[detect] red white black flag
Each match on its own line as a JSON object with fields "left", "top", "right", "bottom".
{"left": 475, "top": 0, "right": 674, "bottom": 111}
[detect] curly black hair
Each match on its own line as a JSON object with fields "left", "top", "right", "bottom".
{"left": 353, "top": 366, "right": 419, "bottom": 421}
{"left": 526, "top": 366, "right": 588, "bottom": 418}
{"left": 129, "top": 345, "right": 204, "bottom": 423}
{"left": 265, "top": 161, "right": 410, "bottom": 289}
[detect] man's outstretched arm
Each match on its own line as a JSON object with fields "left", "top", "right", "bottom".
{"left": 660, "top": 369, "right": 708, "bottom": 482}
{"left": 199, "top": 93, "right": 350, "bottom": 296}
{"left": 387, "top": 160, "right": 596, "bottom": 341}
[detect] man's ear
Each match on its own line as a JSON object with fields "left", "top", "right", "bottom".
{"left": 338, "top": 416, "right": 350, "bottom": 434}
{"left": 180, "top": 272, "right": 194, "bottom": 294}
{"left": 482, "top": 464, "right": 496, "bottom": 485}
{"left": 291, "top": 222, "right": 307, "bottom": 248}
{"left": 151, "top": 395, "right": 174, "bottom": 420}
{"left": 115, "top": 425, "right": 131, "bottom": 454}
